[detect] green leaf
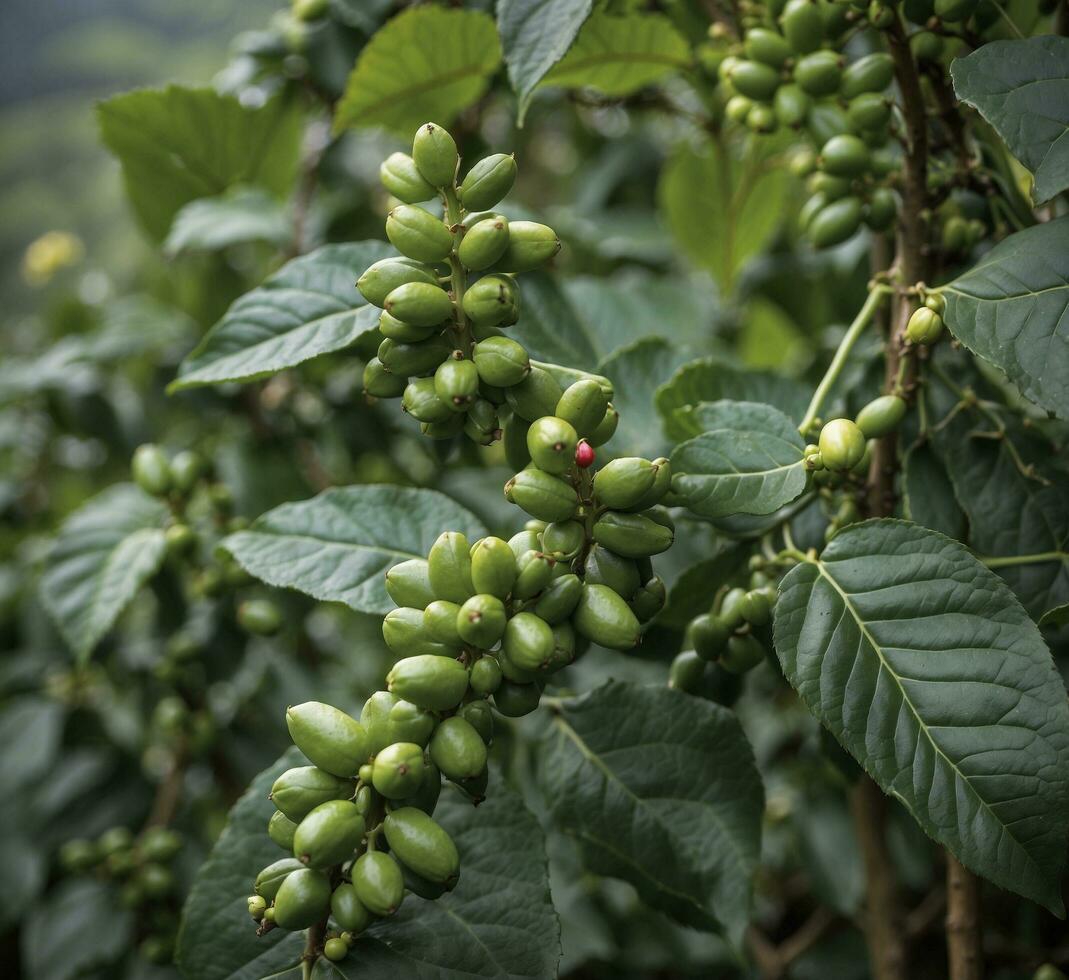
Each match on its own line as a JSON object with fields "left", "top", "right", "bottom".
{"left": 656, "top": 357, "right": 810, "bottom": 442}
{"left": 164, "top": 187, "right": 291, "bottom": 256}
{"left": 659, "top": 137, "right": 794, "bottom": 292}
{"left": 540, "top": 12, "right": 690, "bottom": 98}
{"left": 540, "top": 681, "right": 764, "bottom": 939}
{"left": 512, "top": 271, "right": 600, "bottom": 370}
{"left": 773, "top": 519, "right": 1069, "bottom": 913}
{"left": 176, "top": 747, "right": 306, "bottom": 980}
{"left": 222, "top": 486, "right": 488, "bottom": 616}
{"left": 658, "top": 545, "right": 749, "bottom": 629}
{"left": 902, "top": 443, "right": 968, "bottom": 541}
{"left": 1040, "top": 604, "right": 1069, "bottom": 628}
{"left": 97, "top": 86, "right": 302, "bottom": 241}
{"left": 40, "top": 484, "right": 168, "bottom": 662}
{"left": 943, "top": 217, "right": 1069, "bottom": 419}
{"left": 498, "top": 0, "right": 593, "bottom": 123}
{"left": 598, "top": 337, "right": 691, "bottom": 459}
{"left": 950, "top": 36, "right": 1069, "bottom": 204}
{"left": 670, "top": 401, "right": 808, "bottom": 519}
{"left": 0, "top": 697, "right": 65, "bottom": 792}
{"left": 172, "top": 242, "right": 392, "bottom": 390}
{"left": 335, "top": 6, "right": 501, "bottom": 135}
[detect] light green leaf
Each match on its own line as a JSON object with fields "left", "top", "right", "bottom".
{"left": 40, "top": 484, "right": 168, "bottom": 662}
{"left": 659, "top": 137, "right": 794, "bottom": 292}
{"left": 774, "top": 519, "right": 1069, "bottom": 913}
{"left": 172, "top": 242, "right": 392, "bottom": 390}
{"left": 671, "top": 400, "right": 808, "bottom": 519}
{"left": 498, "top": 0, "right": 593, "bottom": 123}
{"left": 165, "top": 187, "right": 291, "bottom": 256}
{"left": 335, "top": 6, "right": 501, "bottom": 135}
{"left": 540, "top": 681, "right": 764, "bottom": 939}
{"left": 97, "top": 86, "right": 302, "bottom": 241}
{"left": 951, "top": 36, "right": 1069, "bottom": 204}
{"left": 222, "top": 486, "right": 488, "bottom": 616}
{"left": 541, "top": 12, "right": 690, "bottom": 97}
{"left": 943, "top": 217, "right": 1069, "bottom": 419}
{"left": 656, "top": 357, "right": 810, "bottom": 441}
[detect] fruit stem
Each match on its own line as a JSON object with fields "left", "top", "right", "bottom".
{"left": 442, "top": 185, "right": 469, "bottom": 351}
{"left": 302, "top": 916, "right": 326, "bottom": 979}
{"left": 798, "top": 285, "right": 892, "bottom": 436}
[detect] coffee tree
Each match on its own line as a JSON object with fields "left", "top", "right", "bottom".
{"left": 5, "top": 1, "right": 1069, "bottom": 979}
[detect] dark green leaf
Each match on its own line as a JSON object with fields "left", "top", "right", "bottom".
{"left": 0, "top": 697, "right": 65, "bottom": 791}
{"left": 97, "top": 87, "right": 302, "bottom": 241}
{"left": 172, "top": 242, "right": 392, "bottom": 390}
{"left": 164, "top": 187, "right": 291, "bottom": 256}
{"left": 512, "top": 271, "right": 600, "bottom": 369}
{"left": 1040, "top": 604, "right": 1069, "bottom": 628}
{"left": 657, "top": 544, "right": 749, "bottom": 629}
{"left": 774, "top": 519, "right": 1069, "bottom": 912}
{"left": 540, "top": 681, "right": 764, "bottom": 938}
{"left": 951, "top": 37, "right": 1069, "bottom": 203}
{"left": 671, "top": 400, "right": 808, "bottom": 519}
{"left": 40, "top": 484, "right": 168, "bottom": 662}
{"left": 902, "top": 442, "right": 968, "bottom": 541}
{"left": 222, "top": 486, "right": 488, "bottom": 616}
{"left": 943, "top": 217, "right": 1069, "bottom": 419}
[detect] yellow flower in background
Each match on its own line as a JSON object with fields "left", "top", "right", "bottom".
{"left": 21, "top": 230, "right": 85, "bottom": 287}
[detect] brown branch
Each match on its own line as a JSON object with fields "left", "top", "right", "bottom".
{"left": 946, "top": 856, "right": 983, "bottom": 980}
{"left": 746, "top": 907, "right": 839, "bottom": 979}
{"left": 144, "top": 745, "right": 187, "bottom": 829}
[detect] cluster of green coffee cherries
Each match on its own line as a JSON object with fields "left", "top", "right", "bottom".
{"left": 59, "top": 825, "right": 182, "bottom": 963}
{"left": 359, "top": 122, "right": 563, "bottom": 446}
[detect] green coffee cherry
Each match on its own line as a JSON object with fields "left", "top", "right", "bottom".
{"left": 387, "top": 655, "right": 469, "bottom": 711}
{"left": 412, "top": 122, "right": 458, "bottom": 187}
{"left": 248, "top": 894, "right": 268, "bottom": 920}
{"left": 855, "top": 394, "right": 907, "bottom": 439}
{"left": 496, "top": 221, "right": 561, "bottom": 272}
{"left": 512, "top": 550, "right": 555, "bottom": 599}
{"left": 363, "top": 358, "right": 407, "bottom": 398}
{"left": 132, "top": 444, "right": 172, "bottom": 496}
{"left": 574, "top": 584, "right": 641, "bottom": 650}
{"left": 428, "top": 531, "right": 474, "bottom": 603}
{"left": 271, "top": 767, "right": 355, "bottom": 823}
{"left": 747, "top": 103, "right": 778, "bottom": 133}
{"left": 780, "top": 0, "right": 824, "bottom": 53}
{"left": 866, "top": 188, "right": 897, "bottom": 232}
{"left": 331, "top": 883, "right": 371, "bottom": 933}
{"left": 268, "top": 811, "right": 298, "bottom": 851}
{"left": 774, "top": 84, "right": 811, "bottom": 127}
{"left": 924, "top": 292, "right": 946, "bottom": 315}
{"left": 906, "top": 307, "right": 944, "bottom": 345}
{"left": 384, "top": 807, "right": 460, "bottom": 885}
{"left": 293, "top": 800, "right": 365, "bottom": 868}
{"left": 469, "top": 656, "right": 503, "bottom": 695}
{"left": 820, "top": 135, "right": 870, "bottom": 178}
{"left": 456, "top": 593, "right": 508, "bottom": 647}
{"left": 403, "top": 377, "right": 453, "bottom": 423}
{"left": 593, "top": 457, "right": 657, "bottom": 509}
{"left": 164, "top": 523, "right": 195, "bottom": 557}
{"left": 470, "top": 536, "right": 518, "bottom": 598}
{"left": 382, "top": 607, "right": 454, "bottom": 658}
{"left": 324, "top": 937, "right": 349, "bottom": 962}
{"left": 423, "top": 599, "right": 464, "bottom": 646}
{"left": 809, "top": 196, "right": 863, "bottom": 248}
{"left": 532, "top": 573, "right": 583, "bottom": 624}
{"left": 508, "top": 527, "right": 543, "bottom": 558}
{"left": 388, "top": 699, "right": 437, "bottom": 746}
{"left": 386, "top": 205, "right": 453, "bottom": 263}
{"left": 589, "top": 404, "right": 619, "bottom": 447}
{"left": 819, "top": 418, "right": 867, "bottom": 470}
{"left": 795, "top": 51, "right": 842, "bottom": 96}
{"left": 555, "top": 379, "right": 609, "bottom": 438}
{"left": 501, "top": 611, "right": 553, "bottom": 671}
{"left": 384, "top": 281, "right": 453, "bottom": 327}
{"left": 721, "top": 633, "right": 767, "bottom": 674}
{"left": 492, "top": 678, "right": 542, "bottom": 717}
{"left": 739, "top": 589, "right": 773, "bottom": 626}
{"left": 395, "top": 757, "right": 442, "bottom": 815}
{"left": 631, "top": 576, "right": 666, "bottom": 623}
{"left": 169, "top": 449, "right": 204, "bottom": 494}
{"left": 379, "top": 309, "right": 438, "bottom": 343}
{"left": 542, "top": 520, "right": 585, "bottom": 560}
{"left": 380, "top": 152, "right": 436, "bottom": 204}
{"left": 462, "top": 275, "right": 518, "bottom": 327}
{"left": 353, "top": 851, "right": 405, "bottom": 916}
{"left": 255, "top": 857, "right": 305, "bottom": 901}
{"left": 690, "top": 612, "right": 732, "bottom": 661}
{"left": 459, "top": 153, "right": 517, "bottom": 211}
{"left": 402, "top": 864, "right": 450, "bottom": 900}
{"left": 847, "top": 92, "right": 891, "bottom": 132}
{"left": 286, "top": 701, "right": 370, "bottom": 777}
{"left": 98, "top": 826, "right": 134, "bottom": 856}
{"left": 429, "top": 716, "right": 488, "bottom": 780}
{"left": 432, "top": 356, "right": 478, "bottom": 412}
{"left": 527, "top": 416, "right": 578, "bottom": 475}
{"left": 840, "top": 52, "right": 894, "bottom": 98}
{"left": 592, "top": 511, "right": 673, "bottom": 558}
{"left": 378, "top": 336, "right": 452, "bottom": 376}
{"left": 669, "top": 650, "right": 707, "bottom": 693}
{"left": 358, "top": 258, "right": 440, "bottom": 308}
{"left": 745, "top": 27, "right": 792, "bottom": 67}
{"left": 458, "top": 699, "right": 495, "bottom": 743}
{"left": 372, "top": 741, "right": 426, "bottom": 799}
{"left": 583, "top": 544, "right": 640, "bottom": 599}
{"left": 463, "top": 398, "right": 501, "bottom": 445}
{"left": 631, "top": 458, "right": 672, "bottom": 511}
{"left": 910, "top": 30, "right": 943, "bottom": 61}
{"left": 505, "top": 366, "right": 564, "bottom": 422}
{"left": 729, "top": 60, "right": 781, "bottom": 100}
{"left": 139, "top": 827, "right": 181, "bottom": 862}
{"left": 718, "top": 587, "right": 748, "bottom": 629}
{"left": 458, "top": 216, "right": 510, "bottom": 271}
{"left": 505, "top": 467, "right": 579, "bottom": 523}
{"left": 473, "top": 336, "right": 530, "bottom": 388}
{"left": 726, "top": 95, "right": 755, "bottom": 124}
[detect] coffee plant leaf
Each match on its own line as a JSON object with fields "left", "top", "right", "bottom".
{"left": 335, "top": 6, "right": 500, "bottom": 135}
{"left": 97, "top": 86, "right": 302, "bottom": 241}
{"left": 951, "top": 36, "right": 1069, "bottom": 204}
{"left": 540, "top": 680, "right": 763, "bottom": 940}
{"left": 774, "top": 519, "right": 1069, "bottom": 913}
{"left": 671, "top": 400, "right": 808, "bottom": 518}
{"left": 40, "top": 483, "right": 169, "bottom": 662}
{"left": 172, "top": 242, "right": 392, "bottom": 390}
{"left": 164, "top": 186, "right": 292, "bottom": 256}
{"left": 221, "top": 486, "right": 488, "bottom": 616}
{"left": 902, "top": 442, "right": 968, "bottom": 542}
{"left": 943, "top": 217, "right": 1069, "bottom": 419}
